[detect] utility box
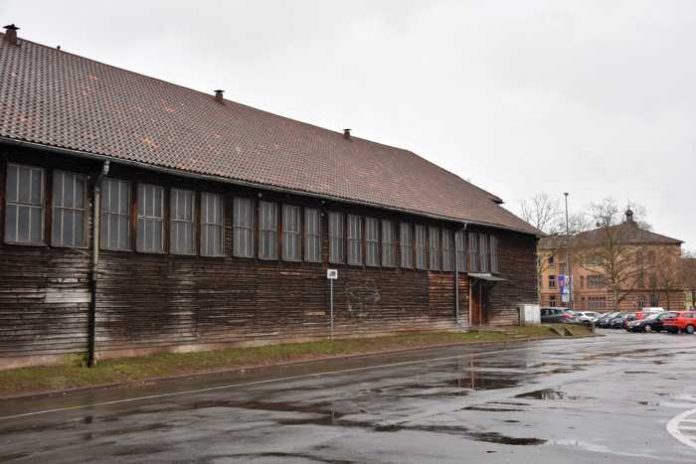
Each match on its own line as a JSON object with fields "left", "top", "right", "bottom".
{"left": 518, "top": 304, "right": 541, "bottom": 326}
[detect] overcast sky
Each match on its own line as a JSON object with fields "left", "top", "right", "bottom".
{"left": 3, "top": 0, "right": 695, "bottom": 249}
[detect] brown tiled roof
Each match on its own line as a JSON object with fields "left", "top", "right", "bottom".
{"left": 539, "top": 222, "right": 682, "bottom": 250}
{"left": 0, "top": 33, "right": 539, "bottom": 236}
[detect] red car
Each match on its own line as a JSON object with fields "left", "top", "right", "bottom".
{"left": 663, "top": 311, "right": 695, "bottom": 334}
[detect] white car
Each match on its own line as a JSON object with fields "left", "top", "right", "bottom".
{"left": 574, "top": 311, "right": 602, "bottom": 325}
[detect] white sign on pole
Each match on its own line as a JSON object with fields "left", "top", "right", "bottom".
{"left": 327, "top": 269, "right": 338, "bottom": 341}
{"left": 327, "top": 269, "right": 338, "bottom": 280}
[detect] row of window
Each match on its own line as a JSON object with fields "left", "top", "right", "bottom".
{"left": 4, "top": 163, "right": 500, "bottom": 272}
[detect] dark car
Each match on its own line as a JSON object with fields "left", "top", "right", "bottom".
{"left": 627, "top": 312, "right": 676, "bottom": 333}
{"left": 540, "top": 307, "right": 576, "bottom": 324}
{"left": 608, "top": 312, "right": 633, "bottom": 329}
{"left": 596, "top": 312, "right": 620, "bottom": 328}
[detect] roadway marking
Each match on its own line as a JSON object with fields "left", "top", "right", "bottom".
{"left": 667, "top": 408, "right": 696, "bottom": 451}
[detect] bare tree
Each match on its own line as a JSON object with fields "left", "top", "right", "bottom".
{"left": 648, "top": 246, "right": 684, "bottom": 310}
{"left": 520, "top": 193, "right": 563, "bottom": 234}
{"left": 682, "top": 251, "right": 696, "bottom": 309}
{"left": 576, "top": 199, "right": 651, "bottom": 311}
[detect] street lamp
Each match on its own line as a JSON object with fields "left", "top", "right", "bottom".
{"left": 564, "top": 192, "right": 572, "bottom": 310}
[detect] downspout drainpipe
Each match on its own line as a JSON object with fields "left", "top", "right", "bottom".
{"left": 455, "top": 223, "right": 468, "bottom": 327}
{"left": 88, "top": 161, "right": 110, "bottom": 368}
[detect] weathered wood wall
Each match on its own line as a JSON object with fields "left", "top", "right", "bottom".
{"left": 0, "top": 147, "right": 537, "bottom": 368}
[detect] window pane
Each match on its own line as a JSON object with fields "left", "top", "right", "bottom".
{"left": 137, "top": 183, "right": 164, "bottom": 253}
{"left": 5, "top": 164, "right": 45, "bottom": 244}
{"left": 283, "top": 205, "right": 301, "bottom": 262}
{"left": 490, "top": 235, "right": 499, "bottom": 273}
{"left": 201, "top": 193, "right": 224, "bottom": 257}
{"left": 442, "top": 229, "right": 454, "bottom": 271}
{"left": 400, "top": 222, "right": 412, "bottom": 268}
{"left": 428, "top": 227, "right": 441, "bottom": 270}
{"left": 479, "top": 233, "right": 489, "bottom": 272}
{"left": 415, "top": 225, "right": 427, "bottom": 270}
{"left": 455, "top": 230, "right": 467, "bottom": 271}
{"left": 170, "top": 188, "right": 195, "bottom": 255}
{"left": 381, "top": 219, "right": 395, "bottom": 267}
{"left": 304, "top": 208, "right": 321, "bottom": 263}
{"left": 101, "top": 178, "right": 131, "bottom": 251}
{"left": 468, "top": 233, "right": 480, "bottom": 272}
{"left": 329, "top": 212, "right": 344, "bottom": 264}
{"left": 233, "top": 197, "right": 254, "bottom": 257}
{"left": 347, "top": 214, "right": 362, "bottom": 265}
{"left": 52, "top": 171, "right": 86, "bottom": 247}
{"left": 259, "top": 201, "right": 278, "bottom": 259}
{"left": 364, "top": 217, "right": 378, "bottom": 266}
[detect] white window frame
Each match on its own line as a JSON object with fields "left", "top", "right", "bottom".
{"left": 101, "top": 178, "right": 131, "bottom": 251}
{"left": 200, "top": 192, "right": 224, "bottom": 257}
{"left": 4, "top": 163, "right": 45, "bottom": 245}
{"left": 170, "top": 188, "right": 196, "bottom": 256}
{"left": 428, "top": 226, "right": 441, "bottom": 270}
{"left": 304, "top": 208, "right": 321, "bottom": 263}
{"left": 329, "top": 211, "right": 344, "bottom": 264}
{"left": 233, "top": 197, "right": 255, "bottom": 258}
{"left": 415, "top": 224, "right": 427, "bottom": 270}
{"left": 52, "top": 170, "right": 87, "bottom": 248}
{"left": 347, "top": 214, "right": 363, "bottom": 265}
{"left": 400, "top": 222, "right": 413, "bottom": 268}
{"left": 258, "top": 200, "right": 278, "bottom": 260}
{"left": 381, "top": 219, "right": 396, "bottom": 267}
{"left": 136, "top": 183, "right": 165, "bottom": 254}
{"left": 365, "top": 217, "right": 379, "bottom": 267}
{"left": 282, "top": 204, "right": 302, "bottom": 262}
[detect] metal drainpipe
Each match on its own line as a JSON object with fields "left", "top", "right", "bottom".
{"left": 455, "top": 223, "right": 468, "bottom": 326}
{"left": 88, "top": 161, "right": 110, "bottom": 368}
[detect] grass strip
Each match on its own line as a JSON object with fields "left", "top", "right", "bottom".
{"left": 0, "top": 324, "right": 591, "bottom": 398}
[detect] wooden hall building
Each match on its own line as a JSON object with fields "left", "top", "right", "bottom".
{"left": 0, "top": 26, "right": 540, "bottom": 369}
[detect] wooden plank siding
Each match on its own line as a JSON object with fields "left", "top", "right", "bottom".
{"left": 0, "top": 146, "right": 538, "bottom": 368}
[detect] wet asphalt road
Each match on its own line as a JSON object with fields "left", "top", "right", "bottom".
{"left": 1, "top": 331, "right": 696, "bottom": 463}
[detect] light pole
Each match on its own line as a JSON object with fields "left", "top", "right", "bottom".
{"left": 564, "top": 192, "right": 572, "bottom": 310}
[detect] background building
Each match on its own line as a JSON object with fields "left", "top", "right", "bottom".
{"left": 539, "top": 210, "right": 684, "bottom": 311}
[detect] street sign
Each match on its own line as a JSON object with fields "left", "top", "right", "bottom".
{"left": 327, "top": 269, "right": 338, "bottom": 280}
{"left": 327, "top": 269, "right": 338, "bottom": 341}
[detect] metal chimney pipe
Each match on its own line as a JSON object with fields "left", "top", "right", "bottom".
{"left": 214, "top": 89, "right": 224, "bottom": 104}
{"left": 3, "top": 24, "right": 19, "bottom": 46}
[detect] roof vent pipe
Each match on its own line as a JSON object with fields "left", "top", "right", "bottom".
{"left": 343, "top": 128, "right": 351, "bottom": 140}
{"left": 3, "top": 24, "right": 19, "bottom": 46}
{"left": 214, "top": 89, "right": 224, "bottom": 104}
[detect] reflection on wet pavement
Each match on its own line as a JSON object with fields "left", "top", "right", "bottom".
{"left": 1, "top": 331, "right": 696, "bottom": 463}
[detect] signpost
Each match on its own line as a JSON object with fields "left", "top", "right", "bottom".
{"left": 327, "top": 269, "right": 338, "bottom": 341}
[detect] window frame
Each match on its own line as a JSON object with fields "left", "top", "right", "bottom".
{"left": 4, "top": 163, "right": 46, "bottom": 246}
{"left": 347, "top": 214, "right": 363, "bottom": 266}
{"left": 489, "top": 235, "right": 499, "bottom": 274}
{"left": 468, "top": 232, "right": 480, "bottom": 272}
{"left": 200, "top": 192, "right": 225, "bottom": 257}
{"left": 136, "top": 183, "right": 166, "bottom": 254}
{"left": 304, "top": 207, "right": 322, "bottom": 263}
{"left": 233, "top": 196, "right": 255, "bottom": 258}
{"left": 365, "top": 216, "right": 380, "bottom": 267}
{"left": 169, "top": 188, "right": 197, "bottom": 256}
{"left": 455, "top": 229, "right": 467, "bottom": 272}
{"left": 282, "top": 204, "right": 302, "bottom": 262}
{"left": 328, "top": 211, "right": 345, "bottom": 264}
{"left": 441, "top": 229, "right": 454, "bottom": 272}
{"left": 100, "top": 177, "right": 132, "bottom": 252}
{"left": 258, "top": 200, "right": 279, "bottom": 260}
{"left": 51, "top": 169, "right": 88, "bottom": 249}
{"left": 381, "top": 219, "right": 396, "bottom": 268}
{"left": 400, "top": 222, "right": 413, "bottom": 269}
{"left": 428, "top": 226, "right": 441, "bottom": 271}
{"left": 415, "top": 224, "right": 427, "bottom": 270}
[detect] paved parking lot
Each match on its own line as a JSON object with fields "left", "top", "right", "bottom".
{"left": 1, "top": 330, "right": 695, "bottom": 463}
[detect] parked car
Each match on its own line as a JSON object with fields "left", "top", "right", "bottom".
{"left": 663, "top": 311, "right": 696, "bottom": 334}
{"left": 635, "top": 307, "right": 665, "bottom": 320}
{"left": 596, "top": 312, "right": 620, "bottom": 328}
{"left": 627, "top": 312, "right": 676, "bottom": 333}
{"left": 540, "top": 307, "right": 577, "bottom": 324}
{"left": 574, "top": 311, "right": 602, "bottom": 325}
{"left": 607, "top": 312, "right": 634, "bottom": 329}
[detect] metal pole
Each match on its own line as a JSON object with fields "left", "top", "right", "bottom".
{"left": 330, "top": 279, "right": 334, "bottom": 341}
{"left": 564, "top": 192, "right": 572, "bottom": 310}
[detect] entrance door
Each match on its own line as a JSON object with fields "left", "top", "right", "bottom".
{"left": 470, "top": 280, "right": 488, "bottom": 326}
